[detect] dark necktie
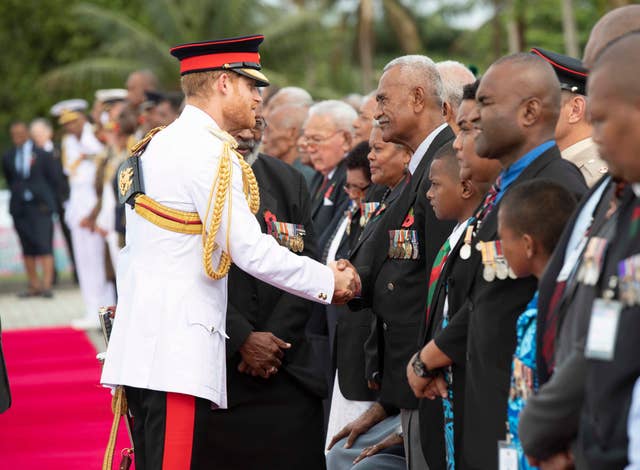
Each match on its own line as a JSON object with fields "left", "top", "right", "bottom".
{"left": 316, "top": 175, "right": 329, "bottom": 200}
{"left": 476, "top": 175, "right": 502, "bottom": 223}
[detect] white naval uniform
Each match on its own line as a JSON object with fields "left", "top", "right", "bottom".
{"left": 63, "top": 123, "right": 116, "bottom": 321}
{"left": 101, "top": 105, "right": 335, "bottom": 408}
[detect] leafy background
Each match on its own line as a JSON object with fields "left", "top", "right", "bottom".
{"left": 0, "top": 0, "right": 635, "bottom": 184}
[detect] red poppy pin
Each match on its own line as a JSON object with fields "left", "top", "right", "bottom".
{"left": 401, "top": 208, "right": 414, "bottom": 228}
{"left": 264, "top": 210, "right": 276, "bottom": 234}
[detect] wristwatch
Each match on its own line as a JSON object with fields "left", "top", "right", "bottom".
{"left": 411, "top": 352, "right": 438, "bottom": 378}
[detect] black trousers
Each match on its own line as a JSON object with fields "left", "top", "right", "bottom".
{"left": 207, "top": 371, "right": 327, "bottom": 470}
{"left": 124, "top": 386, "right": 212, "bottom": 470}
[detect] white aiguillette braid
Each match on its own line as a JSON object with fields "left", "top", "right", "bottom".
{"left": 201, "top": 127, "right": 261, "bottom": 280}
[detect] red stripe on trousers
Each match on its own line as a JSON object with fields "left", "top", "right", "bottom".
{"left": 162, "top": 393, "right": 195, "bottom": 470}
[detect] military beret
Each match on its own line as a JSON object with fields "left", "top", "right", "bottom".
{"left": 170, "top": 34, "right": 269, "bottom": 87}
{"left": 531, "top": 47, "right": 588, "bottom": 95}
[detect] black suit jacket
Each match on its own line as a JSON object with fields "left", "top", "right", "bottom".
{"left": 310, "top": 159, "right": 350, "bottom": 249}
{"left": 349, "top": 126, "right": 456, "bottom": 410}
{"left": 580, "top": 187, "right": 640, "bottom": 470}
{"left": 520, "top": 177, "right": 615, "bottom": 464}
{"left": 458, "top": 145, "right": 586, "bottom": 469}
{"left": 536, "top": 175, "right": 612, "bottom": 383}
{"left": 418, "top": 228, "right": 473, "bottom": 469}
{"left": 332, "top": 184, "right": 388, "bottom": 401}
{"left": 225, "top": 154, "right": 326, "bottom": 407}
{"left": 2, "top": 144, "right": 60, "bottom": 216}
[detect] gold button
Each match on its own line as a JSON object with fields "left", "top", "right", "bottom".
{"left": 387, "top": 282, "right": 394, "bottom": 291}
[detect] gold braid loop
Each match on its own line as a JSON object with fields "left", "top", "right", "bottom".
{"left": 201, "top": 128, "right": 261, "bottom": 280}
{"left": 102, "top": 385, "right": 129, "bottom": 470}
{"left": 130, "top": 126, "right": 165, "bottom": 155}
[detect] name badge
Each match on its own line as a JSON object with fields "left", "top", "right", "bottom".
{"left": 584, "top": 297, "right": 621, "bottom": 361}
{"left": 498, "top": 440, "right": 518, "bottom": 470}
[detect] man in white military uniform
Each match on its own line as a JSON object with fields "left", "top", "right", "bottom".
{"left": 51, "top": 100, "right": 116, "bottom": 329}
{"left": 100, "top": 35, "right": 359, "bottom": 469}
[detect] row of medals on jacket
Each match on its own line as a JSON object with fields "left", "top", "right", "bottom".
{"left": 459, "top": 224, "right": 517, "bottom": 282}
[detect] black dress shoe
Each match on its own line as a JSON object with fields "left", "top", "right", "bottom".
{"left": 17, "top": 289, "right": 41, "bottom": 298}
{"left": 40, "top": 290, "right": 54, "bottom": 298}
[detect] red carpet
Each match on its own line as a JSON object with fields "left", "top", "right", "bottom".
{"left": 0, "top": 327, "right": 133, "bottom": 469}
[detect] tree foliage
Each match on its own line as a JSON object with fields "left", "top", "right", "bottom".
{"left": 0, "top": 0, "right": 619, "bottom": 166}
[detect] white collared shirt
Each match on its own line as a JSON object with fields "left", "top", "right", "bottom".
{"left": 409, "top": 123, "right": 448, "bottom": 175}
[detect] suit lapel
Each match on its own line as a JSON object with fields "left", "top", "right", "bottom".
{"left": 253, "top": 158, "right": 279, "bottom": 233}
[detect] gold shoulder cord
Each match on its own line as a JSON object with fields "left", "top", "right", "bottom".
{"left": 202, "top": 128, "right": 260, "bottom": 280}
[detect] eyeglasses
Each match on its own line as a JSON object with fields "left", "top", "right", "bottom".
{"left": 254, "top": 117, "right": 268, "bottom": 131}
{"left": 301, "top": 130, "right": 343, "bottom": 148}
{"left": 343, "top": 183, "right": 370, "bottom": 193}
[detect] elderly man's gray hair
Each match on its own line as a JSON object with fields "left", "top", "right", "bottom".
{"left": 436, "top": 60, "right": 476, "bottom": 112}
{"left": 306, "top": 100, "right": 357, "bottom": 133}
{"left": 383, "top": 55, "right": 444, "bottom": 106}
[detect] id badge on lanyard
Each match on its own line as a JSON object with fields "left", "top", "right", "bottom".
{"left": 585, "top": 277, "right": 622, "bottom": 361}
{"left": 497, "top": 440, "right": 518, "bottom": 470}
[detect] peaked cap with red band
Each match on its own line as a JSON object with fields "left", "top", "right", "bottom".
{"left": 531, "top": 47, "right": 588, "bottom": 95}
{"left": 170, "top": 34, "right": 269, "bottom": 87}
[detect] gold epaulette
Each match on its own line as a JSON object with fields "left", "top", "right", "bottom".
{"left": 122, "top": 126, "right": 204, "bottom": 235}
{"left": 130, "top": 126, "right": 165, "bottom": 156}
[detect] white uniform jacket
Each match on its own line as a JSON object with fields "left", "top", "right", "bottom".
{"left": 63, "top": 123, "right": 104, "bottom": 227}
{"left": 101, "top": 105, "right": 334, "bottom": 407}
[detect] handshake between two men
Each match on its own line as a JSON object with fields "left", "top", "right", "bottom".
{"left": 329, "top": 258, "right": 361, "bottom": 305}
{"left": 237, "top": 258, "right": 360, "bottom": 379}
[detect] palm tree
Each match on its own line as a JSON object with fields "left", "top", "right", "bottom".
{"left": 40, "top": 0, "right": 309, "bottom": 93}
{"left": 562, "top": 0, "right": 579, "bottom": 56}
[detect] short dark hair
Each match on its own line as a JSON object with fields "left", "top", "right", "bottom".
{"left": 500, "top": 179, "right": 576, "bottom": 255}
{"left": 432, "top": 141, "right": 460, "bottom": 180}
{"left": 462, "top": 79, "right": 480, "bottom": 101}
{"left": 345, "top": 141, "right": 372, "bottom": 181}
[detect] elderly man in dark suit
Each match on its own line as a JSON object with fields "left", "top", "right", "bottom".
{"left": 2, "top": 121, "right": 61, "bottom": 298}
{"left": 335, "top": 55, "right": 455, "bottom": 470}
{"left": 205, "top": 106, "right": 327, "bottom": 469}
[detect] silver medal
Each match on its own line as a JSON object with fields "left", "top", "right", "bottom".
{"left": 460, "top": 243, "right": 471, "bottom": 260}
{"left": 496, "top": 260, "right": 508, "bottom": 280}
{"left": 483, "top": 264, "right": 496, "bottom": 282}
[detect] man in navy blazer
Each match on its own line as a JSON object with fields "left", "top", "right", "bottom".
{"left": 2, "top": 121, "right": 61, "bottom": 297}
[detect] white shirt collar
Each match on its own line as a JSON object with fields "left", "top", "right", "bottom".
{"left": 409, "top": 123, "right": 448, "bottom": 175}
{"left": 632, "top": 183, "right": 640, "bottom": 198}
{"left": 448, "top": 220, "right": 468, "bottom": 250}
{"left": 327, "top": 167, "right": 337, "bottom": 180}
{"left": 181, "top": 104, "right": 220, "bottom": 129}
